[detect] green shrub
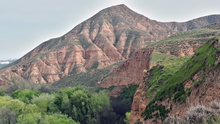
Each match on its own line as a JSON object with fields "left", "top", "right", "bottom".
{"left": 90, "top": 61, "right": 99, "bottom": 69}
{"left": 123, "top": 112, "right": 130, "bottom": 124}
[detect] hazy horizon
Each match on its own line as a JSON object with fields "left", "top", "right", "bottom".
{"left": 1, "top": 0, "right": 220, "bottom": 59}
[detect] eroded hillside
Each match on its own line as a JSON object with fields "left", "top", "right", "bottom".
{"left": 1, "top": 4, "right": 220, "bottom": 87}
{"left": 102, "top": 23, "right": 220, "bottom": 98}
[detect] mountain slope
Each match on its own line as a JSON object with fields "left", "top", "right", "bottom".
{"left": 129, "top": 34, "right": 220, "bottom": 124}
{"left": 146, "top": 22, "right": 220, "bottom": 56}
{"left": 1, "top": 4, "right": 220, "bottom": 86}
{"left": 101, "top": 23, "right": 220, "bottom": 97}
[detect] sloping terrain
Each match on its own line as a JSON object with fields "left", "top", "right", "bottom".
{"left": 129, "top": 34, "right": 220, "bottom": 124}
{"left": 51, "top": 61, "right": 124, "bottom": 92}
{"left": 1, "top": 4, "right": 220, "bottom": 87}
{"left": 101, "top": 23, "right": 220, "bottom": 98}
{"left": 146, "top": 22, "right": 220, "bottom": 57}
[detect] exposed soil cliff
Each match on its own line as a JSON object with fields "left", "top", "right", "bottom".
{"left": 1, "top": 5, "right": 220, "bottom": 86}
{"left": 101, "top": 48, "right": 154, "bottom": 97}
{"left": 101, "top": 48, "right": 154, "bottom": 88}
{"left": 129, "top": 80, "right": 149, "bottom": 123}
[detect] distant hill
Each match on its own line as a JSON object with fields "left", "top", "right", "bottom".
{"left": 0, "top": 59, "right": 17, "bottom": 68}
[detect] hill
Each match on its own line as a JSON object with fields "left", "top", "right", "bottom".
{"left": 0, "top": 59, "right": 17, "bottom": 68}
{"left": 0, "top": 4, "right": 220, "bottom": 88}
{"left": 101, "top": 23, "right": 220, "bottom": 97}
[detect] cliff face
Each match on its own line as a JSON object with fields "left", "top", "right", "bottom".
{"left": 129, "top": 80, "right": 149, "bottom": 123}
{"left": 1, "top": 4, "right": 220, "bottom": 86}
{"left": 129, "top": 38, "right": 220, "bottom": 124}
{"left": 101, "top": 48, "right": 154, "bottom": 96}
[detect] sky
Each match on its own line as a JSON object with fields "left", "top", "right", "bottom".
{"left": 0, "top": 0, "right": 220, "bottom": 59}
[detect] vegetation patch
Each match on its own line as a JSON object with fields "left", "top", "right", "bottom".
{"left": 146, "top": 54, "right": 190, "bottom": 98}
{"left": 119, "top": 85, "right": 139, "bottom": 98}
{"left": 90, "top": 61, "right": 99, "bottom": 69}
{"left": 143, "top": 104, "right": 171, "bottom": 121}
{"left": 172, "top": 84, "right": 192, "bottom": 103}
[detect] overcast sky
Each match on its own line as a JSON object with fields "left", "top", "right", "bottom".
{"left": 1, "top": 0, "right": 220, "bottom": 59}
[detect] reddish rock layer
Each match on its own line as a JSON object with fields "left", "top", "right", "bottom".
{"left": 101, "top": 48, "right": 154, "bottom": 97}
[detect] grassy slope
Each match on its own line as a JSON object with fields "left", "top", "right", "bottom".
{"left": 50, "top": 61, "right": 125, "bottom": 92}
{"left": 145, "top": 24, "right": 220, "bottom": 53}
{"left": 142, "top": 36, "right": 220, "bottom": 121}
{"left": 146, "top": 53, "right": 190, "bottom": 97}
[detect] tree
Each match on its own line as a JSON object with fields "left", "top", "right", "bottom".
{"left": 0, "top": 87, "right": 5, "bottom": 96}
{"left": 16, "top": 113, "right": 79, "bottom": 124}
{"left": 12, "top": 89, "right": 41, "bottom": 103}
{"left": 61, "top": 94, "right": 71, "bottom": 115}
{"left": 123, "top": 112, "right": 131, "bottom": 124}
{"left": 49, "top": 114, "right": 79, "bottom": 124}
{"left": 99, "top": 107, "right": 117, "bottom": 124}
{"left": 31, "top": 93, "right": 59, "bottom": 114}
{"left": 16, "top": 113, "right": 42, "bottom": 124}
{"left": 0, "top": 96, "right": 25, "bottom": 115}
{"left": 0, "top": 96, "right": 39, "bottom": 115}
{"left": 0, "top": 108, "right": 17, "bottom": 124}
{"left": 54, "top": 86, "right": 110, "bottom": 124}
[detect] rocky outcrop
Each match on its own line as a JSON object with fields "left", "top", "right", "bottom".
{"left": 161, "top": 47, "right": 196, "bottom": 57}
{"left": 1, "top": 4, "right": 220, "bottom": 86}
{"left": 129, "top": 80, "right": 149, "bottom": 124}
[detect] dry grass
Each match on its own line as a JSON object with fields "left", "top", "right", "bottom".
{"left": 163, "top": 101, "right": 220, "bottom": 124}
{"left": 163, "top": 117, "right": 187, "bottom": 124}
{"left": 185, "top": 104, "right": 217, "bottom": 124}
{"left": 210, "top": 100, "right": 220, "bottom": 114}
